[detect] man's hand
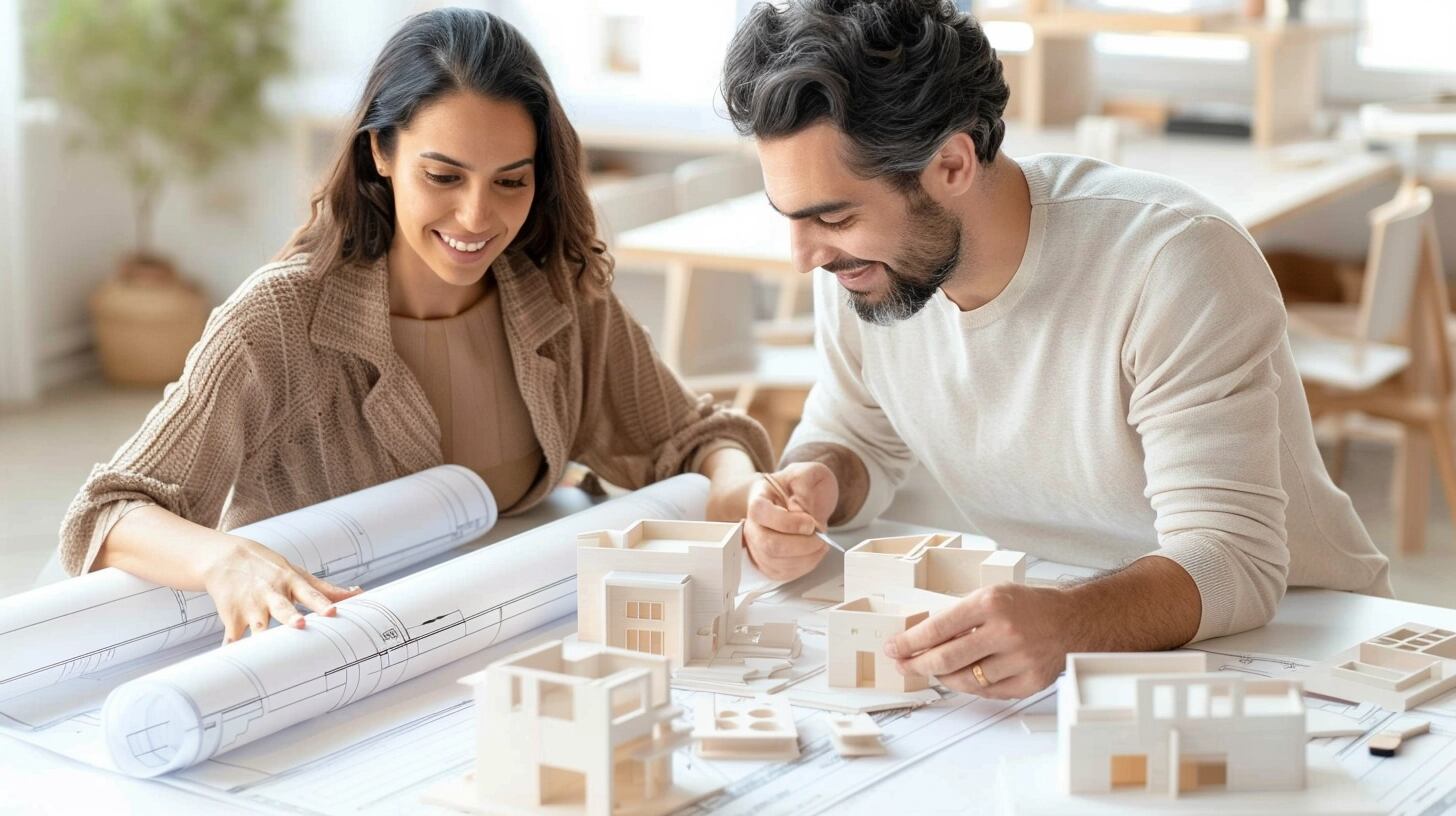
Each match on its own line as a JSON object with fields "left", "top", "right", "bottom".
{"left": 744, "top": 462, "right": 838, "bottom": 581}
{"left": 882, "top": 556, "right": 1202, "bottom": 699}
{"left": 885, "top": 582, "right": 1072, "bottom": 699}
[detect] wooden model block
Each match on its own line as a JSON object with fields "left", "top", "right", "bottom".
{"left": 825, "top": 712, "right": 886, "bottom": 757}
{"left": 576, "top": 520, "right": 745, "bottom": 669}
{"left": 824, "top": 597, "right": 930, "bottom": 693}
{"left": 1368, "top": 718, "right": 1430, "bottom": 757}
{"left": 693, "top": 697, "right": 800, "bottom": 760}
{"left": 426, "top": 639, "right": 717, "bottom": 816}
{"left": 1059, "top": 653, "right": 1307, "bottom": 798}
{"left": 1301, "top": 623, "right": 1456, "bottom": 711}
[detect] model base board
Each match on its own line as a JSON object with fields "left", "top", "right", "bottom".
{"left": 423, "top": 768, "right": 722, "bottom": 816}
{"left": 1300, "top": 622, "right": 1456, "bottom": 712}
{"left": 785, "top": 671, "right": 942, "bottom": 713}
{"left": 996, "top": 754, "right": 1381, "bottom": 816}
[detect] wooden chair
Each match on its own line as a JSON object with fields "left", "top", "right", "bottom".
{"left": 1287, "top": 185, "right": 1456, "bottom": 553}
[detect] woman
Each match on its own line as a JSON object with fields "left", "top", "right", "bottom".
{"left": 58, "top": 8, "right": 772, "bottom": 643}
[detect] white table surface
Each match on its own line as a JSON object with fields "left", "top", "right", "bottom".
{"left": 2, "top": 506, "right": 1450, "bottom": 814}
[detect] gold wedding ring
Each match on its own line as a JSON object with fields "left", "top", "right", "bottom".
{"left": 971, "top": 661, "right": 990, "bottom": 688}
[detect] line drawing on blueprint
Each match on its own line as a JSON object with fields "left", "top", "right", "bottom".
{"left": 100, "top": 475, "right": 710, "bottom": 777}
{"left": 0, "top": 465, "right": 497, "bottom": 703}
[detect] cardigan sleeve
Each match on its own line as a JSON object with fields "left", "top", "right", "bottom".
{"left": 56, "top": 281, "right": 276, "bottom": 576}
{"left": 571, "top": 289, "right": 774, "bottom": 488}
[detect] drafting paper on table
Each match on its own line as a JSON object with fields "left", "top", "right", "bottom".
{"left": 98, "top": 474, "right": 711, "bottom": 777}
{"left": 0, "top": 465, "right": 497, "bottom": 703}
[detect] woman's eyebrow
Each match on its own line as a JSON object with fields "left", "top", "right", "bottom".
{"left": 417, "top": 152, "right": 535, "bottom": 173}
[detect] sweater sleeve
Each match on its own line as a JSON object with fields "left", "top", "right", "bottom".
{"left": 784, "top": 271, "right": 916, "bottom": 529}
{"left": 1123, "top": 215, "right": 1292, "bottom": 642}
{"left": 571, "top": 289, "right": 774, "bottom": 488}
{"left": 56, "top": 284, "right": 274, "bottom": 576}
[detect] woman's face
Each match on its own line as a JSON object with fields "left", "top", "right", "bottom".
{"left": 373, "top": 91, "right": 537, "bottom": 290}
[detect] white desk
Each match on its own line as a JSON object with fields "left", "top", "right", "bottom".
{"left": 2, "top": 505, "right": 1451, "bottom": 814}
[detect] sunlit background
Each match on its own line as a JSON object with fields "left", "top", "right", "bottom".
{"left": 2, "top": 0, "right": 1455, "bottom": 603}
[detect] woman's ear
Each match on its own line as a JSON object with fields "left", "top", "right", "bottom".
{"left": 368, "top": 131, "right": 390, "bottom": 178}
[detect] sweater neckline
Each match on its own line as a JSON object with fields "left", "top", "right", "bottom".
{"left": 932, "top": 158, "right": 1048, "bottom": 331}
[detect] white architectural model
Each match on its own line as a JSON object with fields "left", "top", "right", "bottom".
{"left": 824, "top": 597, "right": 930, "bottom": 692}
{"left": 826, "top": 712, "right": 886, "bottom": 757}
{"left": 428, "top": 639, "right": 715, "bottom": 816}
{"left": 693, "top": 697, "right": 799, "bottom": 760}
{"left": 1301, "top": 622, "right": 1456, "bottom": 711}
{"left": 843, "top": 532, "right": 1026, "bottom": 613}
{"left": 819, "top": 533, "right": 1027, "bottom": 694}
{"left": 576, "top": 520, "right": 799, "bottom": 679}
{"left": 1059, "top": 652, "right": 1307, "bottom": 797}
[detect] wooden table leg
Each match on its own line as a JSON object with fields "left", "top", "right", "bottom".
{"left": 1393, "top": 425, "right": 1431, "bottom": 555}
{"left": 661, "top": 260, "right": 691, "bottom": 374}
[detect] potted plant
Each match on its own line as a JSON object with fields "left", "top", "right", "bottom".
{"left": 40, "top": 0, "right": 292, "bottom": 385}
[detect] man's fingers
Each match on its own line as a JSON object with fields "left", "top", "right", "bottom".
{"left": 748, "top": 495, "right": 817, "bottom": 537}
{"left": 749, "top": 526, "right": 825, "bottom": 560}
{"left": 266, "top": 591, "right": 304, "bottom": 629}
{"left": 896, "top": 627, "right": 993, "bottom": 679}
{"left": 886, "top": 598, "right": 986, "bottom": 659}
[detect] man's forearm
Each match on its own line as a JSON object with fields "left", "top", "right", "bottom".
{"left": 780, "top": 441, "right": 869, "bottom": 526}
{"left": 1057, "top": 555, "right": 1202, "bottom": 652}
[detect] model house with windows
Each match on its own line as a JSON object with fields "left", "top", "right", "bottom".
{"left": 576, "top": 520, "right": 745, "bottom": 669}
{"left": 843, "top": 532, "right": 1026, "bottom": 613}
{"left": 427, "top": 639, "right": 713, "bottom": 816}
{"left": 823, "top": 596, "right": 930, "bottom": 692}
{"left": 1058, "top": 652, "right": 1307, "bottom": 797}
{"left": 1301, "top": 622, "right": 1456, "bottom": 711}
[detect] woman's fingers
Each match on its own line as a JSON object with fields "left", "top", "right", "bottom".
{"left": 290, "top": 577, "right": 342, "bottom": 617}
{"left": 303, "top": 572, "right": 360, "bottom": 607}
{"left": 220, "top": 604, "right": 248, "bottom": 645}
{"left": 266, "top": 590, "right": 305, "bottom": 629}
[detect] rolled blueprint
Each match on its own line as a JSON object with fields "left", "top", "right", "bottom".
{"left": 0, "top": 465, "right": 496, "bottom": 703}
{"left": 101, "top": 474, "right": 710, "bottom": 777}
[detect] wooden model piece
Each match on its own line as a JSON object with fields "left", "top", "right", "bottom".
{"left": 576, "top": 520, "right": 745, "bottom": 669}
{"left": 826, "top": 712, "right": 886, "bottom": 757}
{"left": 1059, "top": 652, "right": 1306, "bottom": 797}
{"left": 1301, "top": 623, "right": 1456, "bottom": 711}
{"left": 824, "top": 597, "right": 930, "bottom": 692}
{"left": 1368, "top": 718, "right": 1430, "bottom": 757}
{"left": 429, "top": 639, "right": 715, "bottom": 816}
{"left": 843, "top": 533, "right": 1026, "bottom": 614}
{"left": 693, "top": 697, "right": 800, "bottom": 760}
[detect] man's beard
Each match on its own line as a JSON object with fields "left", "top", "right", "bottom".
{"left": 844, "top": 191, "right": 962, "bottom": 326}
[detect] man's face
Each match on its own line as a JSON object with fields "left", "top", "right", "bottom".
{"left": 758, "top": 123, "right": 962, "bottom": 324}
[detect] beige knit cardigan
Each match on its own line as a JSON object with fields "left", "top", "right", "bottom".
{"left": 57, "top": 251, "right": 773, "bottom": 575}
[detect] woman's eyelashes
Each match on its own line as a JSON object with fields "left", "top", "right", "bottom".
{"left": 421, "top": 169, "right": 530, "bottom": 190}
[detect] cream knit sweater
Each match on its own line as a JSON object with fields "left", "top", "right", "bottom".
{"left": 790, "top": 154, "right": 1392, "bottom": 642}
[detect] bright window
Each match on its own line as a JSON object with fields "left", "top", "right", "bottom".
{"left": 1358, "top": 0, "right": 1456, "bottom": 74}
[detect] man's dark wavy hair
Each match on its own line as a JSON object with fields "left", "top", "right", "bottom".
{"left": 722, "top": 0, "right": 1009, "bottom": 191}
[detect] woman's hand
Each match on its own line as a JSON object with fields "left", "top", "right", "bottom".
{"left": 200, "top": 536, "right": 362, "bottom": 643}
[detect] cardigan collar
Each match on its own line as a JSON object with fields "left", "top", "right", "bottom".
{"left": 309, "top": 251, "right": 574, "bottom": 483}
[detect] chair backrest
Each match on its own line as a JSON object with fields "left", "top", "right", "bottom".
{"left": 673, "top": 152, "right": 763, "bottom": 213}
{"left": 590, "top": 173, "right": 679, "bottom": 246}
{"left": 1356, "top": 185, "right": 1434, "bottom": 346}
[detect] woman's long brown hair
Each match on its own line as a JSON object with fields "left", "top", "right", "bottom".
{"left": 280, "top": 8, "right": 611, "bottom": 298}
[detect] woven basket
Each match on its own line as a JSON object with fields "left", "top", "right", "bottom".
{"left": 89, "top": 255, "right": 210, "bottom": 386}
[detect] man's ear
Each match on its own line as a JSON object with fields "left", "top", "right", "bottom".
{"left": 920, "top": 132, "right": 979, "bottom": 201}
{"left": 368, "top": 131, "right": 389, "bottom": 177}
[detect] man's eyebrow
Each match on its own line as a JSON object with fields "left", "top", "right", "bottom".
{"left": 765, "top": 193, "right": 855, "bottom": 220}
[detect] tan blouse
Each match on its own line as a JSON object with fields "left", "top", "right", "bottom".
{"left": 389, "top": 283, "right": 544, "bottom": 511}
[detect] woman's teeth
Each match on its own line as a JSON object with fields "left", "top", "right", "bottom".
{"left": 440, "top": 232, "right": 487, "bottom": 252}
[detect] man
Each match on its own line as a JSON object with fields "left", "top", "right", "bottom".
{"left": 723, "top": 0, "right": 1391, "bottom": 699}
